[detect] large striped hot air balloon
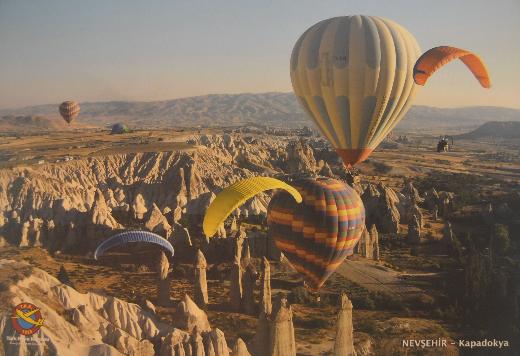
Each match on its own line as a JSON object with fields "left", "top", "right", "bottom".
{"left": 290, "top": 15, "right": 421, "bottom": 166}
{"left": 59, "top": 100, "right": 80, "bottom": 124}
{"left": 268, "top": 178, "right": 365, "bottom": 290}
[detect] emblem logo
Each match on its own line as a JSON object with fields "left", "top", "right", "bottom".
{"left": 11, "top": 303, "right": 44, "bottom": 335}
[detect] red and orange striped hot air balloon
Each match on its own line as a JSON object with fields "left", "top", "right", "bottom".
{"left": 268, "top": 177, "right": 365, "bottom": 290}
{"left": 59, "top": 101, "right": 80, "bottom": 124}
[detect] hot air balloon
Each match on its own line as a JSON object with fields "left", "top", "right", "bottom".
{"left": 268, "top": 178, "right": 365, "bottom": 290}
{"left": 413, "top": 46, "right": 491, "bottom": 88}
{"left": 59, "top": 101, "right": 80, "bottom": 124}
{"left": 203, "top": 176, "right": 365, "bottom": 289}
{"left": 203, "top": 177, "right": 302, "bottom": 237}
{"left": 290, "top": 15, "right": 421, "bottom": 166}
{"left": 94, "top": 231, "right": 174, "bottom": 260}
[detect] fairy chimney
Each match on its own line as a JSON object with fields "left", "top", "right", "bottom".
{"left": 269, "top": 294, "right": 296, "bottom": 356}
{"left": 157, "top": 251, "right": 171, "bottom": 306}
{"left": 333, "top": 292, "right": 355, "bottom": 356}
{"left": 194, "top": 249, "right": 209, "bottom": 308}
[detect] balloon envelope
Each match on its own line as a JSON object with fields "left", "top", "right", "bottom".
{"left": 59, "top": 101, "right": 80, "bottom": 124}
{"left": 268, "top": 178, "right": 365, "bottom": 290}
{"left": 291, "top": 15, "right": 421, "bottom": 166}
{"left": 413, "top": 46, "right": 491, "bottom": 88}
{"left": 94, "top": 230, "right": 174, "bottom": 260}
{"left": 203, "top": 177, "right": 302, "bottom": 237}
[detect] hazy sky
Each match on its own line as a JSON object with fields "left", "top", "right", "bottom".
{"left": 0, "top": 0, "right": 519, "bottom": 109}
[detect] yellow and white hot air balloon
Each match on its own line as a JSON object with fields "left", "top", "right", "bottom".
{"left": 290, "top": 15, "right": 421, "bottom": 166}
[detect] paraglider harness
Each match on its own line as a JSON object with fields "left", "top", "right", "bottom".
{"left": 436, "top": 136, "right": 453, "bottom": 153}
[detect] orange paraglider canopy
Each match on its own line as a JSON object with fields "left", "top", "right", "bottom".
{"left": 413, "top": 46, "right": 491, "bottom": 88}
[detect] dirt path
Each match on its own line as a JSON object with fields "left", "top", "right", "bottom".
{"left": 336, "top": 258, "right": 426, "bottom": 297}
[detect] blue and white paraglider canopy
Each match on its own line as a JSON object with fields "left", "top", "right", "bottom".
{"left": 94, "top": 230, "right": 174, "bottom": 260}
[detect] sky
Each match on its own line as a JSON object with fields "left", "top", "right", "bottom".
{"left": 0, "top": 0, "right": 519, "bottom": 109}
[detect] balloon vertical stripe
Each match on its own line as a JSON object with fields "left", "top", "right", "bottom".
{"left": 268, "top": 178, "right": 365, "bottom": 290}
{"left": 291, "top": 15, "right": 421, "bottom": 166}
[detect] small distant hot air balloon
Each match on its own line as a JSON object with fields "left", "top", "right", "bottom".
{"left": 59, "top": 101, "right": 80, "bottom": 124}
{"left": 413, "top": 46, "right": 491, "bottom": 88}
{"left": 268, "top": 178, "right": 365, "bottom": 290}
{"left": 291, "top": 15, "right": 422, "bottom": 167}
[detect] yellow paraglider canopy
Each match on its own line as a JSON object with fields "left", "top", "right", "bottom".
{"left": 203, "top": 177, "right": 302, "bottom": 238}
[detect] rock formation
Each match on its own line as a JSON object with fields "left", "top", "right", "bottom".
{"left": 132, "top": 193, "right": 148, "bottom": 219}
{"left": 89, "top": 189, "right": 121, "bottom": 229}
{"left": 407, "top": 216, "right": 421, "bottom": 244}
{"left": 357, "top": 224, "right": 379, "bottom": 260}
{"left": 0, "top": 260, "right": 168, "bottom": 356}
{"left": 318, "top": 162, "right": 334, "bottom": 177}
{"left": 402, "top": 181, "right": 422, "bottom": 204}
{"left": 173, "top": 294, "right": 211, "bottom": 333}
{"left": 333, "top": 292, "right": 355, "bottom": 356}
{"left": 362, "top": 183, "right": 401, "bottom": 234}
{"left": 232, "top": 338, "right": 251, "bottom": 356}
{"left": 442, "top": 221, "right": 455, "bottom": 248}
{"left": 260, "top": 257, "right": 272, "bottom": 316}
{"left": 269, "top": 294, "right": 296, "bottom": 356}
{"left": 145, "top": 203, "right": 172, "bottom": 238}
{"left": 286, "top": 139, "right": 317, "bottom": 174}
{"left": 230, "top": 216, "right": 238, "bottom": 234}
{"left": 229, "top": 261, "right": 243, "bottom": 312}
{"left": 233, "top": 229, "right": 246, "bottom": 263}
{"left": 191, "top": 326, "right": 206, "bottom": 356}
{"left": 194, "top": 249, "right": 209, "bottom": 308}
{"left": 208, "top": 328, "right": 231, "bottom": 356}
{"left": 241, "top": 241, "right": 251, "bottom": 266}
{"left": 242, "top": 261, "right": 258, "bottom": 315}
{"left": 370, "top": 224, "right": 380, "bottom": 261}
{"left": 424, "top": 187, "right": 440, "bottom": 210}
{"left": 157, "top": 251, "right": 171, "bottom": 306}
{"left": 408, "top": 203, "right": 423, "bottom": 227}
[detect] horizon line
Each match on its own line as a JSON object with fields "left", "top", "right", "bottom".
{"left": 1, "top": 91, "right": 519, "bottom": 112}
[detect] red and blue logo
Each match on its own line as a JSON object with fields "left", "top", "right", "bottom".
{"left": 11, "top": 303, "right": 44, "bottom": 336}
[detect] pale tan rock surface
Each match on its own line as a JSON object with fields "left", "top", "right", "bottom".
{"left": 232, "top": 338, "right": 251, "bottom": 356}
{"left": 229, "top": 262, "right": 243, "bottom": 312}
{"left": 172, "top": 294, "right": 211, "bottom": 333}
{"left": 0, "top": 260, "right": 169, "bottom": 356}
{"left": 194, "top": 249, "right": 209, "bottom": 308}
{"left": 157, "top": 251, "right": 171, "bottom": 306}
{"left": 333, "top": 292, "right": 356, "bottom": 356}
{"left": 269, "top": 295, "right": 296, "bottom": 356}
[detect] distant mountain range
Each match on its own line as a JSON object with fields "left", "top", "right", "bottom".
{"left": 1, "top": 92, "right": 519, "bottom": 133}
{"left": 456, "top": 121, "right": 520, "bottom": 140}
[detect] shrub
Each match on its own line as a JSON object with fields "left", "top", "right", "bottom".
{"left": 293, "top": 314, "right": 332, "bottom": 329}
{"left": 173, "top": 265, "right": 187, "bottom": 279}
{"left": 357, "top": 294, "right": 376, "bottom": 310}
{"left": 492, "top": 224, "right": 510, "bottom": 255}
{"left": 289, "top": 286, "right": 312, "bottom": 304}
{"left": 373, "top": 161, "right": 392, "bottom": 175}
{"left": 136, "top": 264, "right": 150, "bottom": 273}
{"left": 0, "top": 282, "right": 9, "bottom": 292}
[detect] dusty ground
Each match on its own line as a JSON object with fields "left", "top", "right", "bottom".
{"left": 1, "top": 128, "right": 518, "bottom": 355}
